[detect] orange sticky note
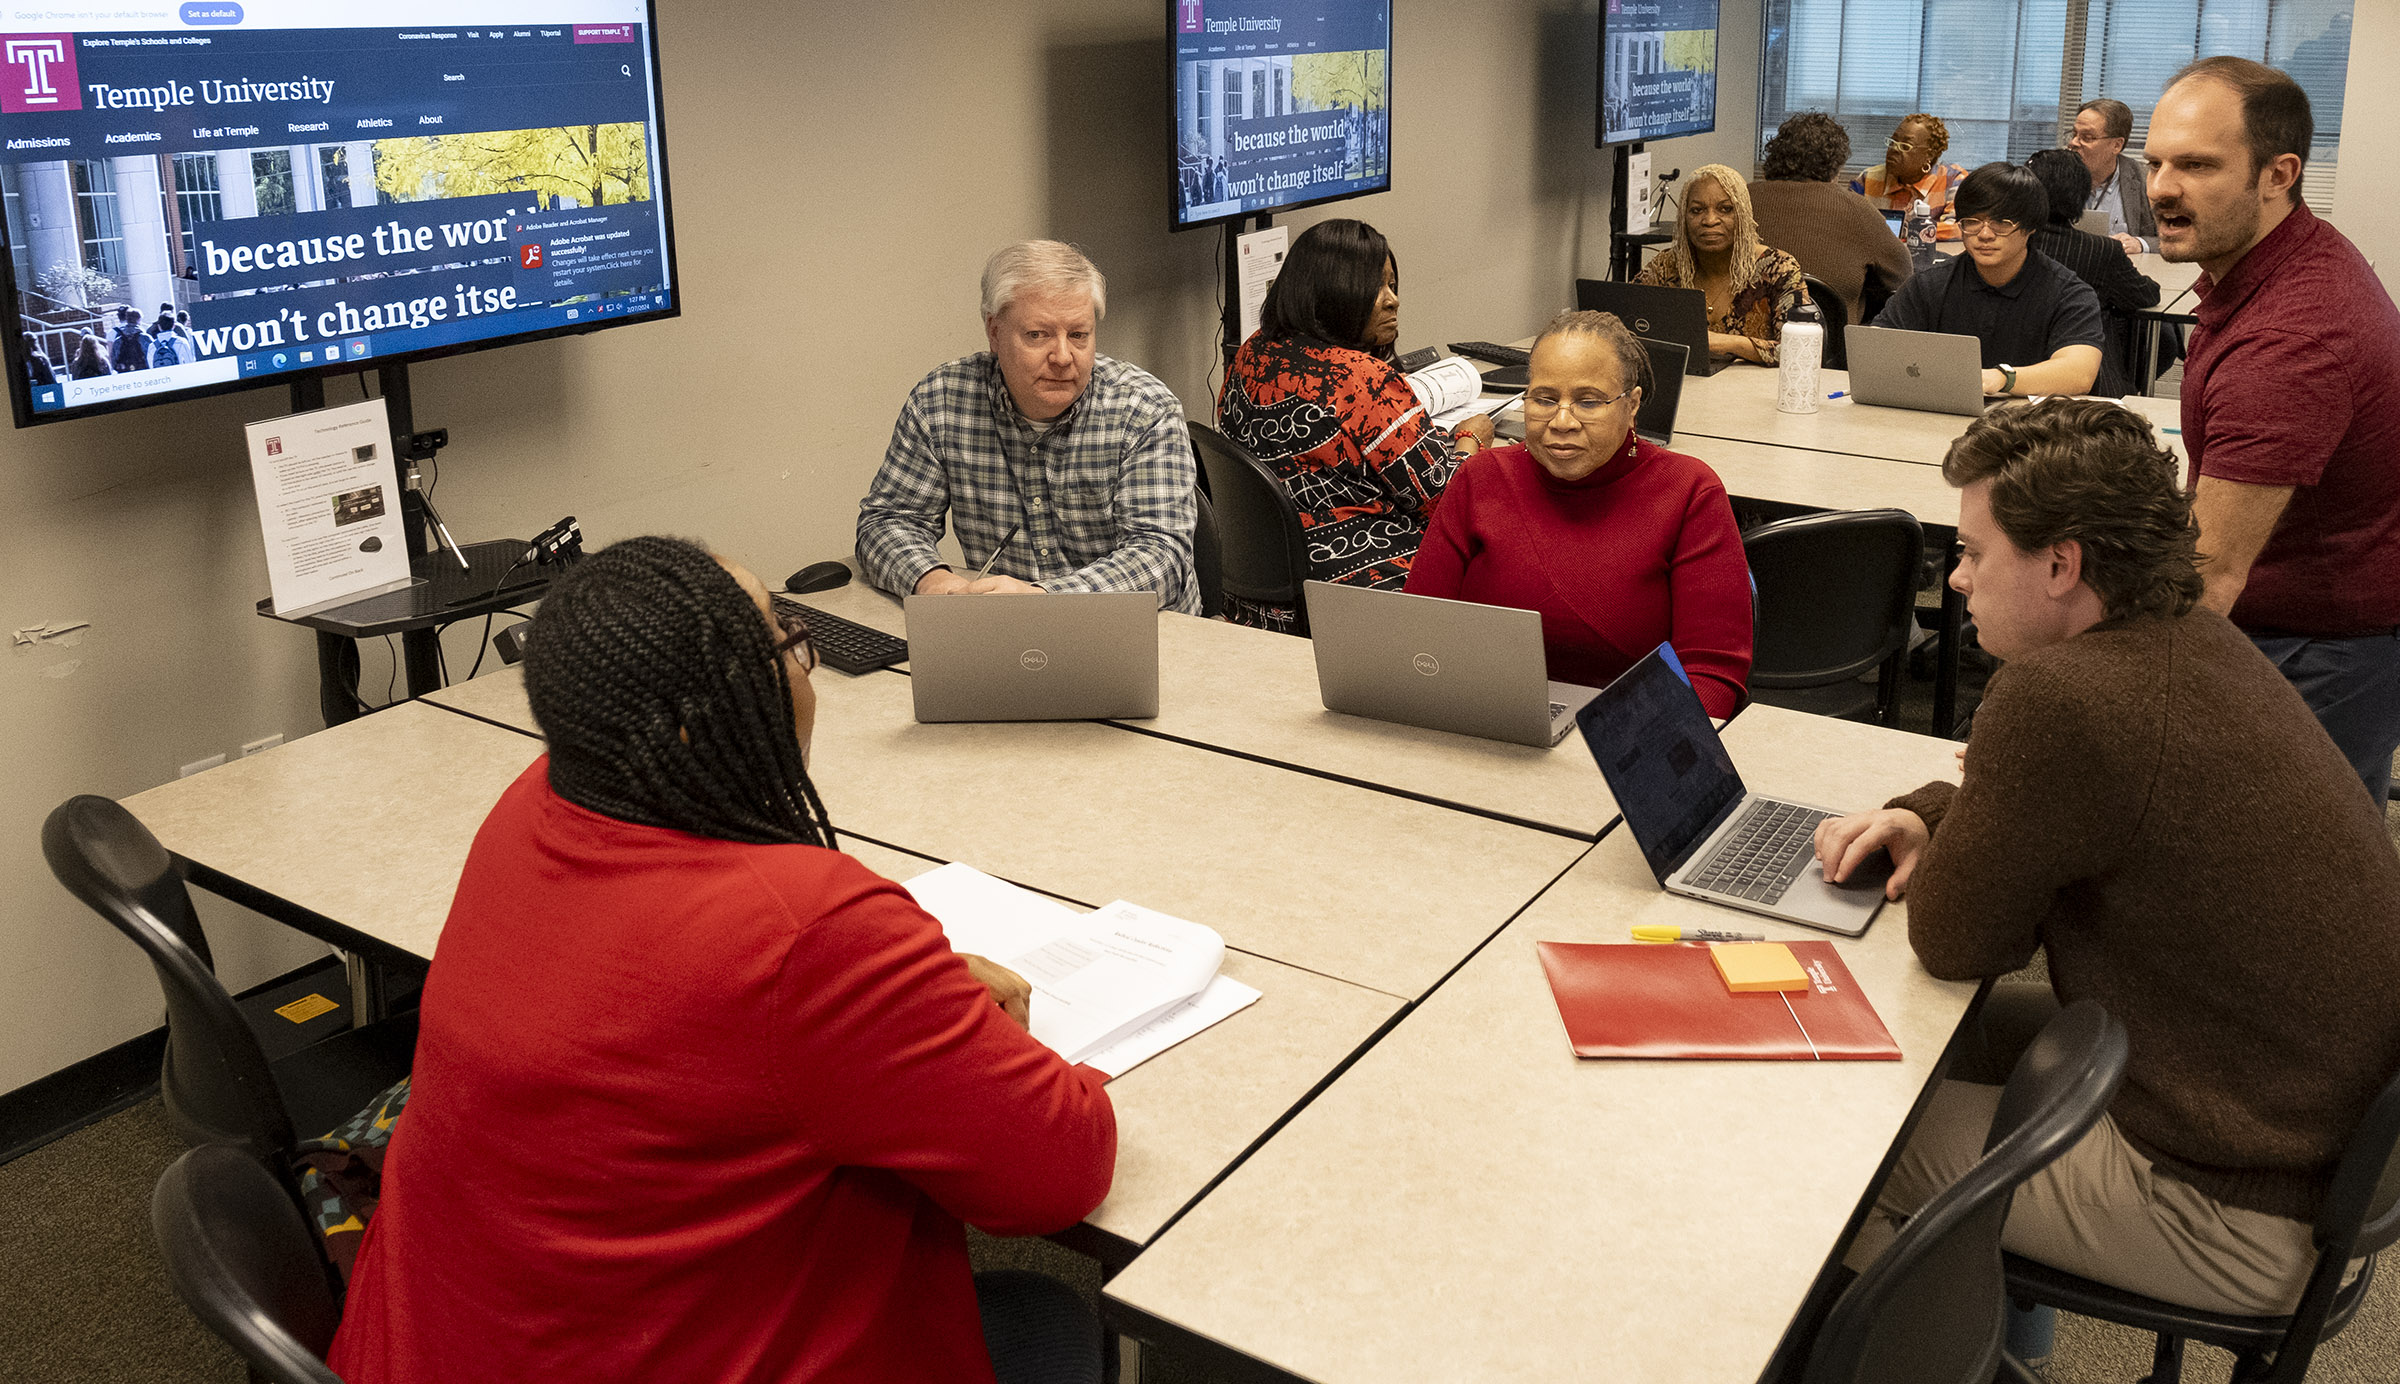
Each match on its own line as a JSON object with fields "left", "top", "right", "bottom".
{"left": 1710, "top": 942, "right": 1810, "bottom": 993}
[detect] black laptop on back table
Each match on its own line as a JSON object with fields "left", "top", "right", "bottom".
{"left": 1575, "top": 279, "right": 1736, "bottom": 376}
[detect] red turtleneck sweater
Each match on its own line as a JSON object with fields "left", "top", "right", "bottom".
{"left": 1403, "top": 434, "right": 1752, "bottom": 718}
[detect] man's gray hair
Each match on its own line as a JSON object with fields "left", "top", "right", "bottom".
{"left": 980, "top": 240, "right": 1108, "bottom": 323}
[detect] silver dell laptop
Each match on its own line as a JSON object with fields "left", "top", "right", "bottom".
{"left": 1844, "top": 325, "right": 1990, "bottom": 417}
{"left": 1576, "top": 645, "right": 1886, "bottom": 935}
{"left": 1304, "top": 581, "right": 1599, "bottom": 748}
{"left": 904, "top": 592, "right": 1159, "bottom": 723}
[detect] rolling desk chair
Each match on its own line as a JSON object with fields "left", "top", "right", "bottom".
{"left": 41, "top": 796, "right": 419, "bottom": 1172}
{"left": 152, "top": 1144, "right": 345, "bottom": 1384}
{"left": 1187, "top": 422, "right": 1311, "bottom": 634}
{"left": 2002, "top": 1061, "right": 2400, "bottom": 1383}
{"left": 1801, "top": 1001, "right": 2129, "bottom": 1384}
{"left": 1743, "top": 510, "right": 1925, "bottom": 727}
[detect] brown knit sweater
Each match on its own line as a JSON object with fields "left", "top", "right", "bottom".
{"left": 1890, "top": 609, "right": 2400, "bottom": 1221}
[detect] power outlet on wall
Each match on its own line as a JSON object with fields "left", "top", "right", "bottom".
{"left": 240, "top": 734, "right": 285, "bottom": 758}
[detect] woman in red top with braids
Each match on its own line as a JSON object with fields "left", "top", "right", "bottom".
{"left": 1217, "top": 219, "right": 1495, "bottom": 632}
{"left": 329, "top": 537, "right": 1115, "bottom": 1384}
{"left": 1405, "top": 311, "right": 1753, "bottom": 718}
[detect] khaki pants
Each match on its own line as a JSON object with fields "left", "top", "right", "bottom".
{"left": 1846, "top": 987, "right": 2333, "bottom": 1318}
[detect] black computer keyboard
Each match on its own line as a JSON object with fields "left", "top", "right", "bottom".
{"left": 770, "top": 595, "right": 908, "bottom": 675}
{"left": 1447, "top": 341, "right": 1533, "bottom": 368}
{"left": 1685, "top": 800, "right": 1834, "bottom": 906}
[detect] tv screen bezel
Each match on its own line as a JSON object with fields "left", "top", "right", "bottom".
{"left": 0, "top": 4, "right": 685, "bottom": 429}
{"left": 1595, "top": 0, "right": 1721, "bottom": 149}
{"left": 1167, "top": 0, "right": 1395, "bottom": 234}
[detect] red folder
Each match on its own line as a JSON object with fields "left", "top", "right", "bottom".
{"left": 1534, "top": 941, "right": 1900, "bottom": 1060}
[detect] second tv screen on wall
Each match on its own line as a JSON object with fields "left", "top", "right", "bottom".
{"left": 1599, "top": 0, "right": 1720, "bottom": 146}
{"left": 1171, "top": 0, "right": 1392, "bottom": 231}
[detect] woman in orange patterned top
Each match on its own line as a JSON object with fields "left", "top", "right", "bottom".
{"left": 1852, "top": 113, "right": 1970, "bottom": 240}
{"left": 1217, "top": 219, "right": 1492, "bottom": 632}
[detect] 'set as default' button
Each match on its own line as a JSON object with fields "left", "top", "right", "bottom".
{"left": 180, "top": 2, "right": 243, "bottom": 24}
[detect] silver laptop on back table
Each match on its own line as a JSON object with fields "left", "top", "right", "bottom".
{"left": 1305, "top": 581, "right": 1598, "bottom": 748}
{"left": 1844, "top": 324, "right": 1990, "bottom": 418}
{"left": 904, "top": 592, "right": 1159, "bottom": 723}
{"left": 1575, "top": 644, "right": 1886, "bottom": 935}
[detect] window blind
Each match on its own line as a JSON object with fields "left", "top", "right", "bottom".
{"left": 1760, "top": 0, "right": 2351, "bottom": 212}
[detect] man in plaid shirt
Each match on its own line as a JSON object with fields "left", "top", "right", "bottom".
{"left": 857, "top": 241, "right": 1200, "bottom": 612}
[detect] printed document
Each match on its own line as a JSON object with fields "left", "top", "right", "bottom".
{"left": 244, "top": 397, "right": 411, "bottom": 617}
{"left": 900, "top": 863, "right": 1261, "bottom": 1078}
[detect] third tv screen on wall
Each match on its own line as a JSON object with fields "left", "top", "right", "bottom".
{"left": 1598, "top": 0, "right": 1720, "bottom": 146}
{"left": 1171, "top": 0, "right": 1392, "bottom": 231}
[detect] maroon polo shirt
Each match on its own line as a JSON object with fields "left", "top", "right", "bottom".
{"left": 2183, "top": 205, "right": 2400, "bottom": 636}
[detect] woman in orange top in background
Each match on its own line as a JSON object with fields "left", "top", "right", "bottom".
{"left": 1853, "top": 113, "right": 1970, "bottom": 241}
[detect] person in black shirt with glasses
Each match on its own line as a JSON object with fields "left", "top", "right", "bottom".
{"left": 1869, "top": 162, "right": 2106, "bottom": 398}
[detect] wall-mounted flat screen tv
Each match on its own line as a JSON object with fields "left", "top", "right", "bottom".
{"left": 1171, "top": 0, "right": 1391, "bottom": 231}
{"left": 1598, "top": 0, "right": 1720, "bottom": 146}
{"left": 0, "top": 0, "right": 681, "bottom": 427}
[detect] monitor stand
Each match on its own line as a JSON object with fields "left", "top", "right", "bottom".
{"left": 256, "top": 365, "right": 549, "bottom": 726}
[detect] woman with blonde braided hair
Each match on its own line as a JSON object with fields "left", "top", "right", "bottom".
{"left": 1853, "top": 112, "right": 1971, "bottom": 240}
{"left": 331, "top": 535, "right": 1118, "bottom": 1384}
{"left": 1632, "top": 162, "right": 1809, "bottom": 364}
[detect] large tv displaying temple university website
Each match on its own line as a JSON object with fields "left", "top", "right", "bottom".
{"left": 1171, "top": 0, "right": 1392, "bottom": 231}
{"left": 1598, "top": 0, "right": 1719, "bottom": 146}
{"left": 0, "top": 0, "right": 680, "bottom": 427}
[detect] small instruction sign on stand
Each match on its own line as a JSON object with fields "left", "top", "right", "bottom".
{"left": 245, "top": 396, "right": 413, "bottom": 617}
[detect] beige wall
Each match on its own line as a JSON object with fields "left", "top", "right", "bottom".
{"left": 2330, "top": 0, "right": 2399, "bottom": 302}
{"left": 0, "top": 0, "right": 1771, "bottom": 1093}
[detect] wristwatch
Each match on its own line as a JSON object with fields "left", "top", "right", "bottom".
{"left": 1996, "top": 364, "right": 2018, "bottom": 396}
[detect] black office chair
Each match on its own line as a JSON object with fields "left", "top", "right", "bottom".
{"left": 41, "top": 795, "right": 418, "bottom": 1171}
{"left": 1801, "top": 1001, "right": 2130, "bottom": 1384}
{"left": 1191, "top": 485, "right": 1227, "bottom": 619}
{"left": 1742, "top": 509, "right": 1925, "bottom": 727}
{"left": 2002, "top": 1061, "right": 2400, "bottom": 1384}
{"left": 152, "top": 1144, "right": 345, "bottom": 1384}
{"left": 1187, "top": 422, "right": 1311, "bottom": 635}
{"left": 1801, "top": 274, "right": 1851, "bottom": 371}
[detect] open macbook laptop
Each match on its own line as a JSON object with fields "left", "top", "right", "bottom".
{"left": 903, "top": 592, "right": 1158, "bottom": 723}
{"left": 1575, "top": 645, "right": 1887, "bottom": 935}
{"left": 1844, "top": 324, "right": 1990, "bottom": 417}
{"left": 1305, "top": 581, "right": 1599, "bottom": 748}
{"left": 1574, "top": 279, "right": 1733, "bottom": 376}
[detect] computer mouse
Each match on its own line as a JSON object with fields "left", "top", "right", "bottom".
{"left": 785, "top": 561, "right": 853, "bottom": 595}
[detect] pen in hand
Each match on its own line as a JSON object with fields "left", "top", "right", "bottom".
{"left": 973, "top": 522, "right": 1023, "bottom": 580}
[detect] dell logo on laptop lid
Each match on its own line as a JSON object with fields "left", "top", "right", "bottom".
{"left": 1412, "top": 652, "right": 1440, "bottom": 676}
{"left": 1019, "top": 648, "right": 1049, "bottom": 671}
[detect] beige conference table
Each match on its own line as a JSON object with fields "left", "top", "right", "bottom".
{"left": 425, "top": 651, "right": 1590, "bottom": 1004}
{"left": 769, "top": 580, "right": 1617, "bottom": 840}
{"left": 1105, "top": 705, "right": 1983, "bottom": 1384}
{"left": 118, "top": 694, "right": 1408, "bottom": 1262}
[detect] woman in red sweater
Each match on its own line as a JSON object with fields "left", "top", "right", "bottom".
{"left": 1405, "top": 311, "right": 1753, "bottom": 718}
{"left": 327, "top": 537, "right": 1116, "bottom": 1384}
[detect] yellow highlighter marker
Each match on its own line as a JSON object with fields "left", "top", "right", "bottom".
{"left": 1631, "top": 924, "right": 1767, "bottom": 944}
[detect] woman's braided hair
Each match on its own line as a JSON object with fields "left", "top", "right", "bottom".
{"left": 525, "top": 535, "right": 836, "bottom": 847}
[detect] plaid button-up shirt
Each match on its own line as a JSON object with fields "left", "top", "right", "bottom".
{"left": 856, "top": 353, "right": 1200, "bottom": 612}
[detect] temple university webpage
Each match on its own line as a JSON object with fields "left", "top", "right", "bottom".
{"left": 1173, "top": 0, "right": 1390, "bottom": 228}
{"left": 0, "top": 0, "right": 674, "bottom": 416}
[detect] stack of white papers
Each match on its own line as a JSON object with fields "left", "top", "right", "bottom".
{"left": 901, "top": 863, "right": 1262, "bottom": 1079}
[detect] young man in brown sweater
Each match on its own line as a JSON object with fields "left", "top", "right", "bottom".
{"left": 1817, "top": 397, "right": 2400, "bottom": 1316}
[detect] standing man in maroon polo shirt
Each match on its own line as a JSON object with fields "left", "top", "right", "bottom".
{"left": 2147, "top": 57, "right": 2400, "bottom": 811}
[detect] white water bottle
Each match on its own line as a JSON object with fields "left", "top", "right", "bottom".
{"left": 1903, "top": 194, "right": 1937, "bottom": 269}
{"left": 1776, "top": 299, "right": 1824, "bottom": 415}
